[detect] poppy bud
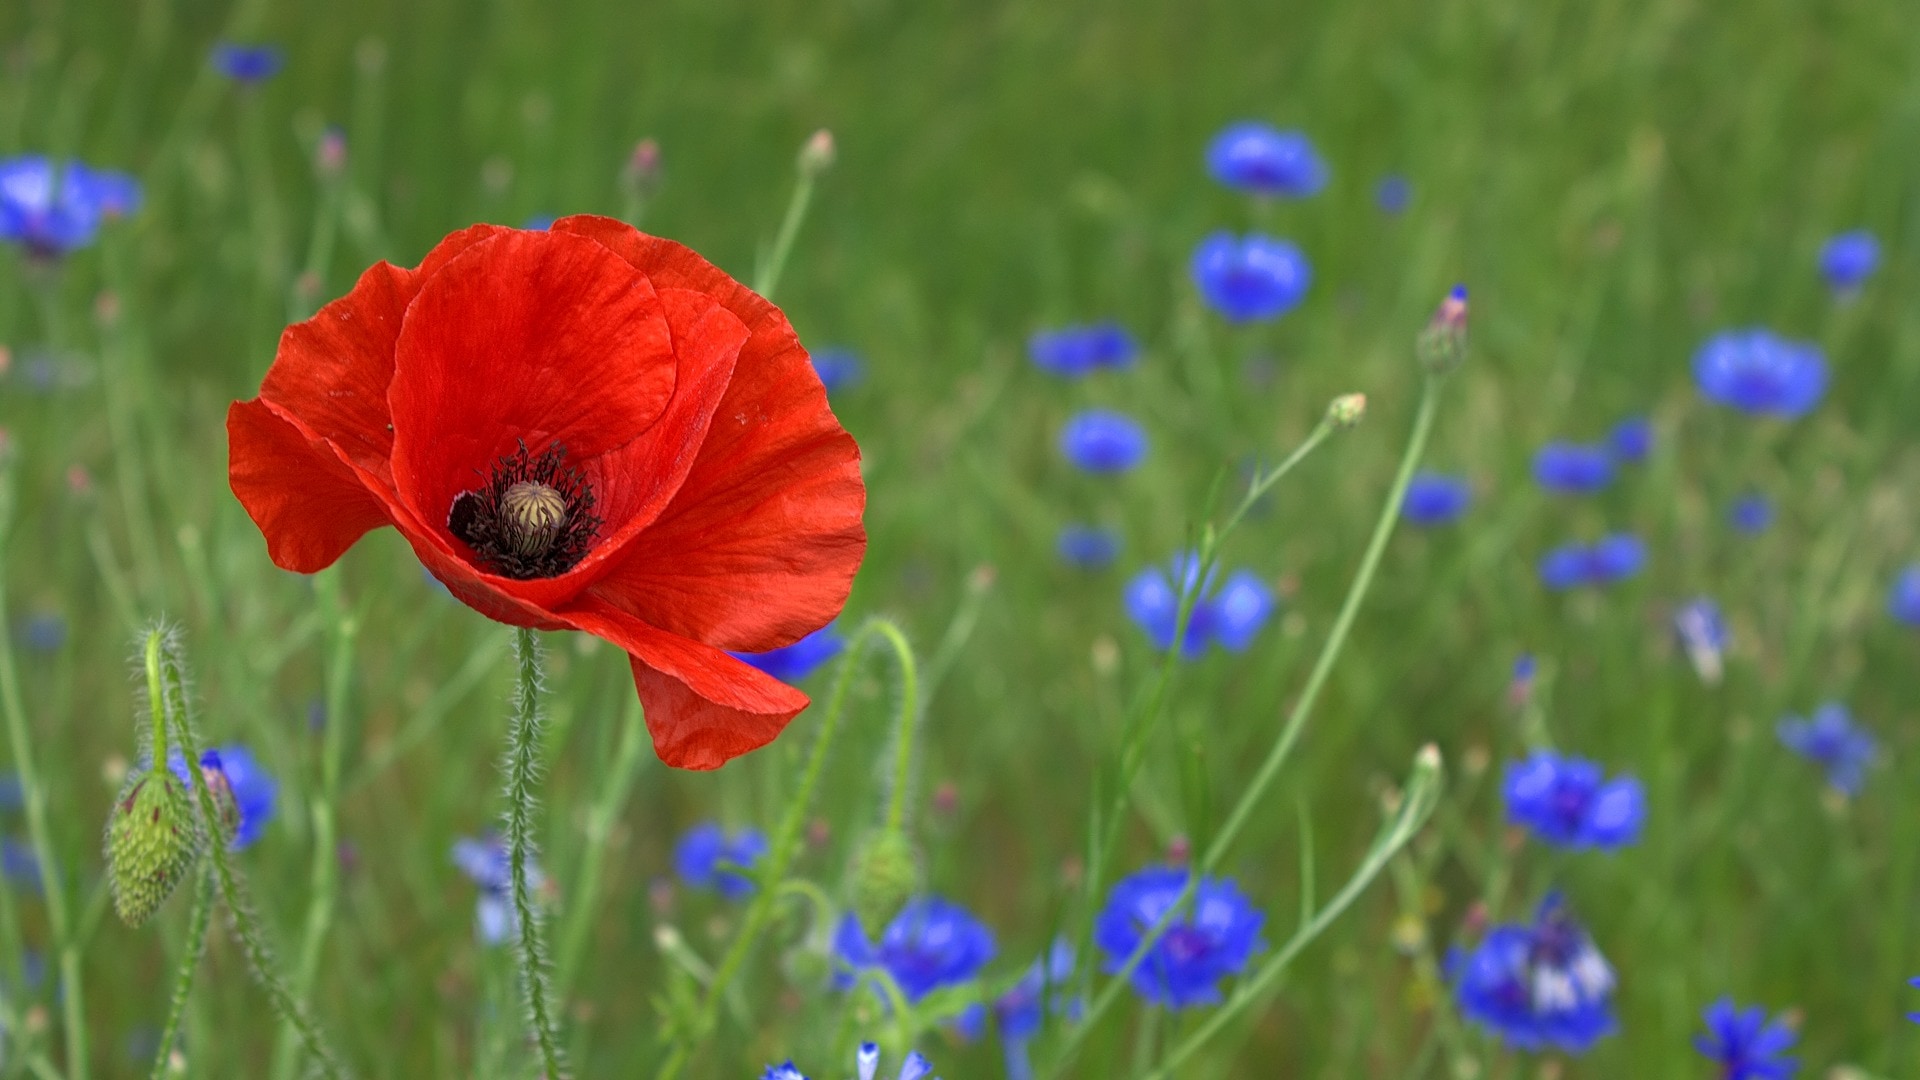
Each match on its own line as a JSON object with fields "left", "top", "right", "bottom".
{"left": 1326, "top": 392, "right": 1367, "bottom": 428}
{"left": 105, "top": 769, "right": 203, "bottom": 926}
{"left": 1416, "top": 285, "right": 1469, "bottom": 374}
{"left": 847, "top": 828, "right": 920, "bottom": 933}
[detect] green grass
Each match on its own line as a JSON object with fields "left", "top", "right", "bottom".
{"left": 2, "top": 0, "right": 1919, "bottom": 1076}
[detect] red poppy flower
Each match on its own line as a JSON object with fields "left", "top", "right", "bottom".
{"left": 228, "top": 216, "right": 866, "bottom": 769}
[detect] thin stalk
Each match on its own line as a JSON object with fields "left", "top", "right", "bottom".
{"left": 0, "top": 459, "right": 89, "bottom": 1080}
{"left": 152, "top": 631, "right": 347, "bottom": 1079}
{"left": 752, "top": 157, "right": 822, "bottom": 301}
{"left": 270, "top": 572, "right": 358, "bottom": 1080}
{"left": 1204, "top": 376, "right": 1442, "bottom": 870}
{"left": 873, "top": 621, "right": 921, "bottom": 832}
{"left": 553, "top": 694, "right": 648, "bottom": 1002}
{"left": 149, "top": 866, "right": 215, "bottom": 1080}
{"left": 656, "top": 617, "right": 909, "bottom": 1080}
{"left": 505, "top": 628, "right": 566, "bottom": 1079}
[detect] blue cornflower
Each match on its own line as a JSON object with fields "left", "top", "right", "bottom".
{"left": 1190, "top": 232, "right": 1311, "bottom": 323}
{"left": 1376, "top": 174, "right": 1411, "bottom": 214}
{"left": 834, "top": 896, "right": 996, "bottom": 1004}
{"left": 1057, "top": 524, "right": 1121, "bottom": 570}
{"left": 1608, "top": 415, "right": 1652, "bottom": 463}
{"left": 1819, "top": 229, "right": 1879, "bottom": 293}
{"left": 0, "top": 156, "right": 142, "bottom": 256}
{"left": 1205, "top": 123, "right": 1326, "bottom": 198}
{"left": 1094, "top": 866, "right": 1263, "bottom": 1009}
{"left": 1537, "top": 534, "right": 1646, "bottom": 590}
{"left": 1532, "top": 442, "right": 1614, "bottom": 494}
{"left": 1730, "top": 494, "right": 1774, "bottom": 535}
{"left": 1694, "top": 998, "right": 1798, "bottom": 1078}
{"left": 855, "top": 1043, "right": 935, "bottom": 1080}
{"left": 167, "top": 744, "right": 277, "bottom": 849}
{"left": 1503, "top": 751, "right": 1645, "bottom": 850}
{"left": 17, "top": 612, "right": 66, "bottom": 653}
{"left": 732, "top": 623, "right": 845, "bottom": 683}
{"left": 1693, "top": 329, "right": 1828, "bottom": 418}
{"left": 1777, "top": 702, "right": 1875, "bottom": 797}
{"left": 1125, "top": 554, "right": 1275, "bottom": 657}
{"left": 1401, "top": 472, "right": 1472, "bottom": 526}
{"left": 1908, "top": 976, "right": 1920, "bottom": 1024}
{"left": 1059, "top": 410, "right": 1148, "bottom": 473}
{"left": 672, "top": 822, "right": 767, "bottom": 900}
{"left": 1674, "top": 597, "right": 1729, "bottom": 683}
{"left": 811, "top": 348, "right": 864, "bottom": 393}
{"left": 210, "top": 43, "right": 285, "bottom": 83}
{"left": 452, "top": 834, "right": 544, "bottom": 946}
{"left": 1888, "top": 565, "right": 1920, "bottom": 627}
{"left": 2, "top": 837, "right": 40, "bottom": 890}
{"left": 953, "top": 940, "right": 1078, "bottom": 1079}
{"left": 1027, "top": 323, "right": 1138, "bottom": 377}
{"left": 763, "top": 1065, "right": 808, "bottom": 1080}
{"left": 522, "top": 214, "right": 557, "bottom": 231}
{"left": 1451, "top": 893, "right": 1616, "bottom": 1052}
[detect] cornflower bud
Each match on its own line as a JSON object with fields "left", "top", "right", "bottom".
{"left": 798, "top": 129, "right": 836, "bottom": 178}
{"left": 1416, "top": 285, "right": 1469, "bottom": 374}
{"left": 1326, "top": 392, "right": 1367, "bottom": 428}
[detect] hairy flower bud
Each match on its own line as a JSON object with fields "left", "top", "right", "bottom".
{"left": 1416, "top": 285, "right": 1469, "bottom": 374}
{"left": 847, "top": 828, "right": 920, "bottom": 932}
{"left": 106, "top": 769, "right": 203, "bottom": 926}
{"left": 1326, "top": 392, "right": 1367, "bottom": 428}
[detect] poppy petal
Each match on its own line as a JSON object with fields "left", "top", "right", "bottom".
{"left": 387, "top": 229, "right": 678, "bottom": 546}
{"left": 227, "top": 400, "right": 395, "bottom": 573}
{"left": 560, "top": 600, "right": 809, "bottom": 770}
{"left": 552, "top": 217, "right": 866, "bottom": 651}
{"left": 260, "top": 223, "right": 510, "bottom": 478}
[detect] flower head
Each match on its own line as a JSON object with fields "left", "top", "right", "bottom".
{"left": 1190, "top": 232, "right": 1310, "bottom": 323}
{"left": 1537, "top": 534, "right": 1646, "bottom": 590}
{"left": 1608, "top": 415, "right": 1652, "bottom": 463}
{"left": 1027, "top": 323, "right": 1138, "bottom": 377}
{"left": 1059, "top": 410, "right": 1148, "bottom": 473}
{"left": 452, "top": 834, "right": 544, "bottom": 946}
{"left": 834, "top": 896, "right": 996, "bottom": 1004}
{"left": 1401, "top": 472, "right": 1472, "bottom": 526}
{"left": 1376, "top": 175, "right": 1411, "bottom": 214}
{"left": 1094, "top": 866, "right": 1263, "bottom": 1009}
{"left": 810, "top": 348, "right": 864, "bottom": 393}
{"left": 1205, "top": 123, "right": 1326, "bottom": 198}
{"left": 1451, "top": 893, "right": 1616, "bottom": 1052}
{"left": 1888, "top": 565, "right": 1920, "bottom": 627}
{"left": 1819, "top": 229, "right": 1879, "bottom": 293}
{"left": 1694, "top": 998, "right": 1798, "bottom": 1079}
{"left": 1503, "top": 751, "right": 1645, "bottom": 850}
{"left": 166, "top": 744, "right": 277, "bottom": 850}
{"left": 1730, "top": 494, "right": 1774, "bottom": 535}
{"left": 856, "top": 1043, "right": 935, "bottom": 1080}
{"left": 1057, "top": 524, "right": 1121, "bottom": 570}
{"left": 672, "top": 821, "right": 767, "bottom": 900}
{"left": 732, "top": 623, "right": 845, "bottom": 684}
{"left": 1125, "top": 555, "right": 1275, "bottom": 657}
{"left": 1532, "top": 442, "right": 1614, "bottom": 494}
{"left": 210, "top": 43, "right": 284, "bottom": 83}
{"left": 1693, "top": 329, "right": 1827, "bottom": 418}
{"left": 227, "top": 218, "right": 866, "bottom": 771}
{"left": 1777, "top": 702, "right": 1875, "bottom": 796}
{"left": 1673, "top": 597, "right": 1728, "bottom": 683}
{"left": 992, "top": 939, "right": 1080, "bottom": 1040}
{"left": 1417, "top": 286, "right": 1469, "bottom": 373}
{"left": 0, "top": 156, "right": 142, "bottom": 256}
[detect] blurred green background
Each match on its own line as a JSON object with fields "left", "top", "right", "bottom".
{"left": 2, "top": 0, "right": 1918, "bottom": 1075}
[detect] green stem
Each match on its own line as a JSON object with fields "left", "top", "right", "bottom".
{"left": 505, "top": 628, "right": 566, "bottom": 1079}
{"left": 149, "top": 866, "right": 215, "bottom": 1080}
{"left": 872, "top": 621, "right": 921, "bottom": 833}
{"left": 1203, "top": 376, "right": 1442, "bottom": 870}
{"left": 752, "top": 162, "right": 819, "bottom": 301}
{"left": 151, "top": 631, "right": 347, "bottom": 1079}
{"left": 655, "top": 617, "right": 908, "bottom": 1080}
{"left": 0, "top": 458, "right": 89, "bottom": 1080}
{"left": 553, "top": 694, "right": 648, "bottom": 1002}
{"left": 270, "top": 571, "right": 357, "bottom": 1080}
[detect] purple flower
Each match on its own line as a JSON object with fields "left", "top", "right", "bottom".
{"left": 1730, "top": 494, "right": 1774, "bottom": 535}
{"left": 732, "top": 623, "right": 845, "bottom": 683}
{"left": 1205, "top": 123, "right": 1327, "bottom": 198}
{"left": 0, "top": 156, "right": 142, "bottom": 256}
{"left": 811, "top": 348, "right": 864, "bottom": 393}
{"left": 1693, "top": 329, "right": 1827, "bottom": 418}
{"left": 1059, "top": 410, "right": 1148, "bottom": 473}
{"left": 1503, "top": 752, "right": 1645, "bottom": 850}
{"left": 1694, "top": 998, "right": 1798, "bottom": 1078}
{"left": 1057, "top": 525, "right": 1121, "bottom": 569}
{"left": 1190, "top": 232, "right": 1311, "bottom": 323}
{"left": 1028, "top": 323, "right": 1138, "bottom": 377}
{"left": 167, "top": 744, "right": 278, "bottom": 849}
{"left": 452, "top": 834, "right": 544, "bottom": 946}
{"left": 1093, "top": 866, "right": 1264, "bottom": 1009}
{"left": 1125, "top": 554, "right": 1275, "bottom": 657}
{"left": 210, "top": 43, "right": 284, "bottom": 83}
{"left": 1532, "top": 442, "right": 1614, "bottom": 494}
{"left": 1673, "top": 597, "right": 1728, "bottom": 683}
{"left": 1777, "top": 702, "right": 1875, "bottom": 796}
{"left": 1451, "top": 893, "right": 1616, "bottom": 1053}
{"left": 672, "top": 822, "right": 767, "bottom": 900}
{"left": 1401, "top": 472, "right": 1472, "bottom": 526}
{"left": 1888, "top": 565, "right": 1920, "bottom": 627}
{"left": 1376, "top": 175, "right": 1411, "bottom": 214}
{"left": 1537, "top": 534, "right": 1646, "bottom": 590}
{"left": 834, "top": 896, "right": 996, "bottom": 1004}
{"left": 1608, "top": 415, "right": 1652, "bottom": 463}
{"left": 1818, "top": 229, "right": 1879, "bottom": 293}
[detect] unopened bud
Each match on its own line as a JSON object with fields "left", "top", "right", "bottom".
{"left": 798, "top": 129, "right": 836, "bottom": 178}
{"left": 623, "top": 138, "right": 661, "bottom": 193}
{"left": 1326, "top": 393, "right": 1367, "bottom": 428}
{"left": 1416, "top": 285, "right": 1469, "bottom": 374}
{"left": 316, "top": 127, "right": 347, "bottom": 177}
{"left": 847, "top": 828, "right": 919, "bottom": 932}
{"left": 106, "top": 769, "right": 203, "bottom": 926}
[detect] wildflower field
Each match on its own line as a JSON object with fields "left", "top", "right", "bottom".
{"left": 2, "top": 1, "right": 1918, "bottom": 1077}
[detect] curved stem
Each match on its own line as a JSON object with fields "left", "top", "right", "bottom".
{"left": 505, "top": 627, "right": 566, "bottom": 1079}
{"left": 149, "top": 866, "right": 214, "bottom": 1080}
{"left": 869, "top": 621, "right": 921, "bottom": 833}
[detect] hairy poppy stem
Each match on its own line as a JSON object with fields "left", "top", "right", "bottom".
{"left": 0, "top": 456, "right": 91, "bottom": 1080}
{"left": 504, "top": 627, "right": 567, "bottom": 1079}
{"left": 149, "top": 866, "right": 214, "bottom": 1080}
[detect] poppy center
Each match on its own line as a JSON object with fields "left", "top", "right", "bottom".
{"left": 448, "top": 442, "right": 600, "bottom": 580}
